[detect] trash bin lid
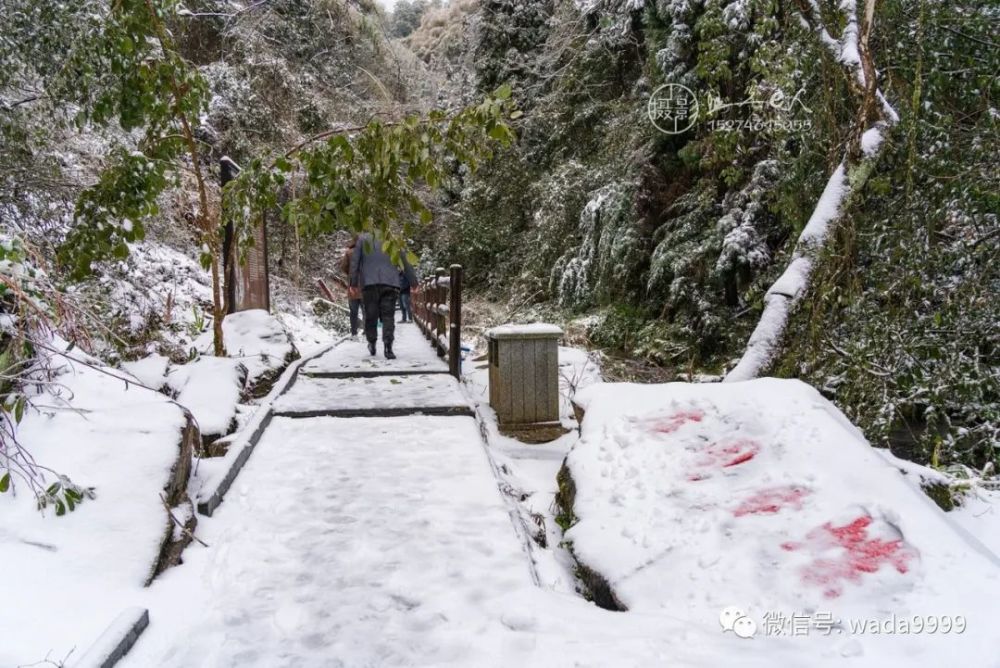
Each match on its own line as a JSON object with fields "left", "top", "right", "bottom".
{"left": 485, "top": 323, "right": 564, "bottom": 340}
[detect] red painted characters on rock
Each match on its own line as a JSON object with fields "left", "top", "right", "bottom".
{"left": 781, "top": 515, "right": 916, "bottom": 598}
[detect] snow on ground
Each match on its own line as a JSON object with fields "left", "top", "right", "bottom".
{"left": 166, "top": 356, "right": 245, "bottom": 437}
{"left": 304, "top": 323, "right": 448, "bottom": 375}
{"left": 273, "top": 307, "right": 336, "bottom": 356}
{"left": 121, "top": 353, "right": 171, "bottom": 391}
{"left": 564, "top": 378, "right": 1000, "bottom": 663}
{"left": 124, "top": 335, "right": 1000, "bottom": 667}
{"left": 191, "top": 309, "right": 297, "bottom": 385}
{"left": 274, "top": 373, "right": 469, "bottom": 413}
{"left": 269, "top": 275, "right": 340, "bottom": 356}
{"left": 92, "top": 241, "right": 214, "bottom": 355}
{"left": 0, "top": 343, "right": 189, "bottom": 666}
{"left": 10, "top": 323, "right": 999, "bottom": 667}
{"left": 122, "top": 414, "right": 535, "bottom": 666}
{"left": 117, "top": 411, "right": 788, "bottom": 668}
{"left": 463, "top": 343, "right": 603, "bottom": 594}
{"left": 102, "top": 241, "right": 335, "bottom": 361}
{"left": 950, "top": 488, "right": 1000, "bottom": 558}
{"left": 876, "top": 449, "right": 1000, "bottom": 560}
{"left": 122, "top": 310, "right": 302, "bottom": 439}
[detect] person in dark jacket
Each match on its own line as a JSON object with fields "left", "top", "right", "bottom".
{"left": 340, "top": 236, "right": 363, "bottom": 337}
{"left": 398, "top": 269, "right": 413, "bottom": 323}
{"left": 349, "top": 233, "right": 418, "bottom": 359}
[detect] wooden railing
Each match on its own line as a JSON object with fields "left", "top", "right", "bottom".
{"left": 412, "top": 264, "right": 463, "bottom": 379}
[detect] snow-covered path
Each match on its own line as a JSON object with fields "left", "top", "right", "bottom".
{"left": 126, "top": 414, "right": 536, "bottom": 666}
{"left": 126, "top": 327, "right": 540, "bottom": 664}
{"left": 303, "top": 325, "right": 449, "bottom": 377}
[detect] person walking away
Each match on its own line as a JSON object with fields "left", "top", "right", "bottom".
{"left": 339, "top": 237, "right": 363, "bottom": 337}
{"left": 349, "top": 233, "right": 418, "bottom": 359}
{"left": 398, "top": 269, "right": 414, "bottom": 323}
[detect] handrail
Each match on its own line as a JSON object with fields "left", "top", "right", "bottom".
{"left": 412, "top": 264, "right": 463, "bottom": 379}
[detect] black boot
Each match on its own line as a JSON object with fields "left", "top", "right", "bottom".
{"left": 368, "top": 341, "right": 376, "bottom": 356}
{"left": 384, "top": 344, "right": 396, "bottom": 360}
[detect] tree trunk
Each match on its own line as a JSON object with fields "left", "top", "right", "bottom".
{"left": 726, "top": 0, "right": 893, "bottom": 382}
{"left": 145, "top": 0, "right": 226, "bottom": 356}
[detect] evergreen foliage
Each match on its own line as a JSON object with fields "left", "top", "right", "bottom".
{"left": 431, "top": 0, "right": 998, "bottom": 469}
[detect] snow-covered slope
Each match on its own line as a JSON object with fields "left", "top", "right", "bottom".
{"left": 565, "top": 378, "right": 1000, "bottom": 663}
{"left": 190, "top": 309, "right": 297, "bottom": 386}
{"left": 0, "top": 345, "right": 191, "bottom": 666}
{"left": 121, "top": 309, "right": 300, "bottom": 441}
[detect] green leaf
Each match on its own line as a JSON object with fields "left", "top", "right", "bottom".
{"left": 55, "top": 499, "right": 66, "bottom": 516}
{"left": 488, "top": 125, "right": 511, "bottom": 142}
{"left": 0, "top": 473, "right": 10, "bottom": 493}
{"left": 494, "top": 84, "right": 512, "bottom": 101}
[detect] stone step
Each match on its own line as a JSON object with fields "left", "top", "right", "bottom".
{"left": 273, "top": 373, "right": 472, "bottom": 419}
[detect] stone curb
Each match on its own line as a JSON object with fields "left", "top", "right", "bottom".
{"left": 72, "top": 607, "right": 149, "bottom": 668}
{"left": 195, "top": 339, "right": 345, "bottom": 516}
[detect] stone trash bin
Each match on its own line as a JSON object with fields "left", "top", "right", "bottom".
{"left": 486, "top": 324, "right": 568, "bottom": 443}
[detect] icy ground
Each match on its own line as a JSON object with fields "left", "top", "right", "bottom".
{"left": 121, "top": 330, "right": 999, "bottom": 666}
{"left": 6, "top": 322, "right": 999, "bottom": 667}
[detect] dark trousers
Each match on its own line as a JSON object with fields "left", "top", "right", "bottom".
{"left": 362, "top": 285, "right": 399, "bottom": 345}
{"left": 399, "top": 290, "right": 412, "bottom": 321}
{"left": 348, "top": 298, "right": 362, "bottom": 336}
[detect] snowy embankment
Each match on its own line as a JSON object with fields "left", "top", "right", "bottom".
{"left": 123, "top": 309, "right": 298, "bottom": 444}
{"left": 561, "top": 378, "right": 1000, "bottom": 663}
{"left": 2, "top": 290, "right": 329, "bottom": 665}
{"left": 103, "top": 241, "right": 334, "bottom": 360}
{"left": 0, "top": 343, "right": 192, "bottom": 666}
{"left": 107, "top": 242, "right": 329, "bottom": 443}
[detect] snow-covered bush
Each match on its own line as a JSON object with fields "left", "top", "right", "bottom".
{"left": 0, "top": 236, "right": 98, "bottom": 514}
{"left": 553, "top": 182, "right": 644, "bottom": 309}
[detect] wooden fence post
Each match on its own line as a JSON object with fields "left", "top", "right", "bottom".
{"left": 417, "top": 278, "right": 425, "bottom": 332}
{"left": 448, "top": 264, "right": 462, "bottom": 378}
{"left": 434, "top": 267, "right": 445, "bottom": 357}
